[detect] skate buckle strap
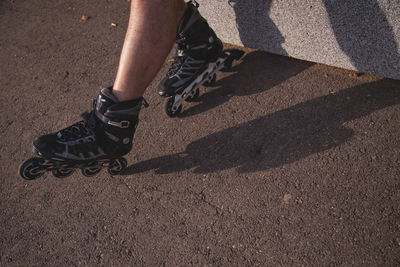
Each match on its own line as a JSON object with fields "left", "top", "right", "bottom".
{"left": 107, "top": 120, "right": 130, "bottom": 128}
{"left": 95, "top": 110, "right": 130, "bottom": 129}
{"left": 191, "top": 0, "right": 199, "bottom": 8}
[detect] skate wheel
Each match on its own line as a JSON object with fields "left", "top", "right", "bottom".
{"left": 81, "top": 167, "right": 102, "bottom": 177}
{"left": 107, "top": 158, "right": 128, "bottom": 175}
{"left": 19, "top": 158, "right": 46, "bottom": 180}
{"left": 165, "top": 97, "right": 182, "bottom": 117}
{"left": 185, "top": 88, "right": 199, "bottom": 102}
{"left": 52, "top": 168, "right": 74, "bottom": 179}
{"left": 203, "top": 74, "right": 216, "bottom": 86}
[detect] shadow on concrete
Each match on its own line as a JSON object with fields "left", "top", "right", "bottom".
{"left": 229, "top": 0, "right": 399, "bottom": 77}
{"left": 124, "top": 78, "right": 400, "bottom": 175}
{"left": 322, "top": 0, "right": 400, "bottom": 76}
{"left": 180, "top": 50, "right": 312, "bottom": 117}
{"left": 228, "top": 0, "right": 287, "bottom": 56}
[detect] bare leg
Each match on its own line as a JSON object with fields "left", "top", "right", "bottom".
{"left": 113, "top": 0, "right": 187, "bottom": 101}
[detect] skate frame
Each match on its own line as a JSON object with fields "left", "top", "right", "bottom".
{"left": 169, "top": 49, "right": 244, "bottom": 114}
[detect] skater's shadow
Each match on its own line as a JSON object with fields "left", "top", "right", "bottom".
{"left": 229, "top": 0, "right": 288, "bottom": 56}
{"left": 124, "top": 79, "right": 400, "bottom": 175}
{"left": 322, "top": 0, "right": 400, "bottom": 78}
{"left": 180, "top": 50, "right": 312, "bottom": 117}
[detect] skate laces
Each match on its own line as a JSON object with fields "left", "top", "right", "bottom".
{"left": 57, "top": 112, "right": 97, "bottom": 142}
{"left": 167, "top": 53, "right": 186, "bottom": 77}
{"left": 167, "top": 41, "right": 195, "bottom": 77}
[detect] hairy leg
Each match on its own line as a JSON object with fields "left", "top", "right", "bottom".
{"left": 112, "top": 0, "right": 187, "bottom": 101}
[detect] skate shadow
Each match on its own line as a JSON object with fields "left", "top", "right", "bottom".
{"left": 124, "top": 79, "right": 400, "bottom": 175}
{"left": 179, "top": 50, "right": 313, "bottom": 117}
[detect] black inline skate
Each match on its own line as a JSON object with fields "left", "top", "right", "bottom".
{"left": 19, "top": 87, "right": 147, "bottom": 180}
{"left": 158, "top": 0, "right": 244, "bottom": 117}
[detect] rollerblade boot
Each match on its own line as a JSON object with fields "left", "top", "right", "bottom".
{"left": 19, "top": 87, "right": 148, "bottom": 180}
{"left": 159, "top": 1, "right": 244, "bottom": 117}
{"left": 158, "top": 1, "right": 223, "bottom": 97}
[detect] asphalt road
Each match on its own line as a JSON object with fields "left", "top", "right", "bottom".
{"left": 1, "top": 0, "right": 399, "bottom": 265}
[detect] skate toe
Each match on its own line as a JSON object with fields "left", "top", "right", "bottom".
{"left": 157, "top": 80, "right": 170, "bottom": 96}
{"left": 157, "top": 76, "right": 181, "bottom": 97}
{"left": 33, "top": 134, "right": 59, "bottom": 156}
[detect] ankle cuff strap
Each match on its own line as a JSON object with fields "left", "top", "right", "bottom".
{"left": 95, "top": 110, "right": 130, "bottom": 129}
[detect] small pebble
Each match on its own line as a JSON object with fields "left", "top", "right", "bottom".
{"left": 283, "top": 193, "right": 292, "bottom": 204}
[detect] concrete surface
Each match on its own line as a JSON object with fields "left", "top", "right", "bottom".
{"left": 197, "top": 0, "right": 400, "bottom": 80}
{"left": 1, "top": 0, "right": 400, "bottom": 266}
